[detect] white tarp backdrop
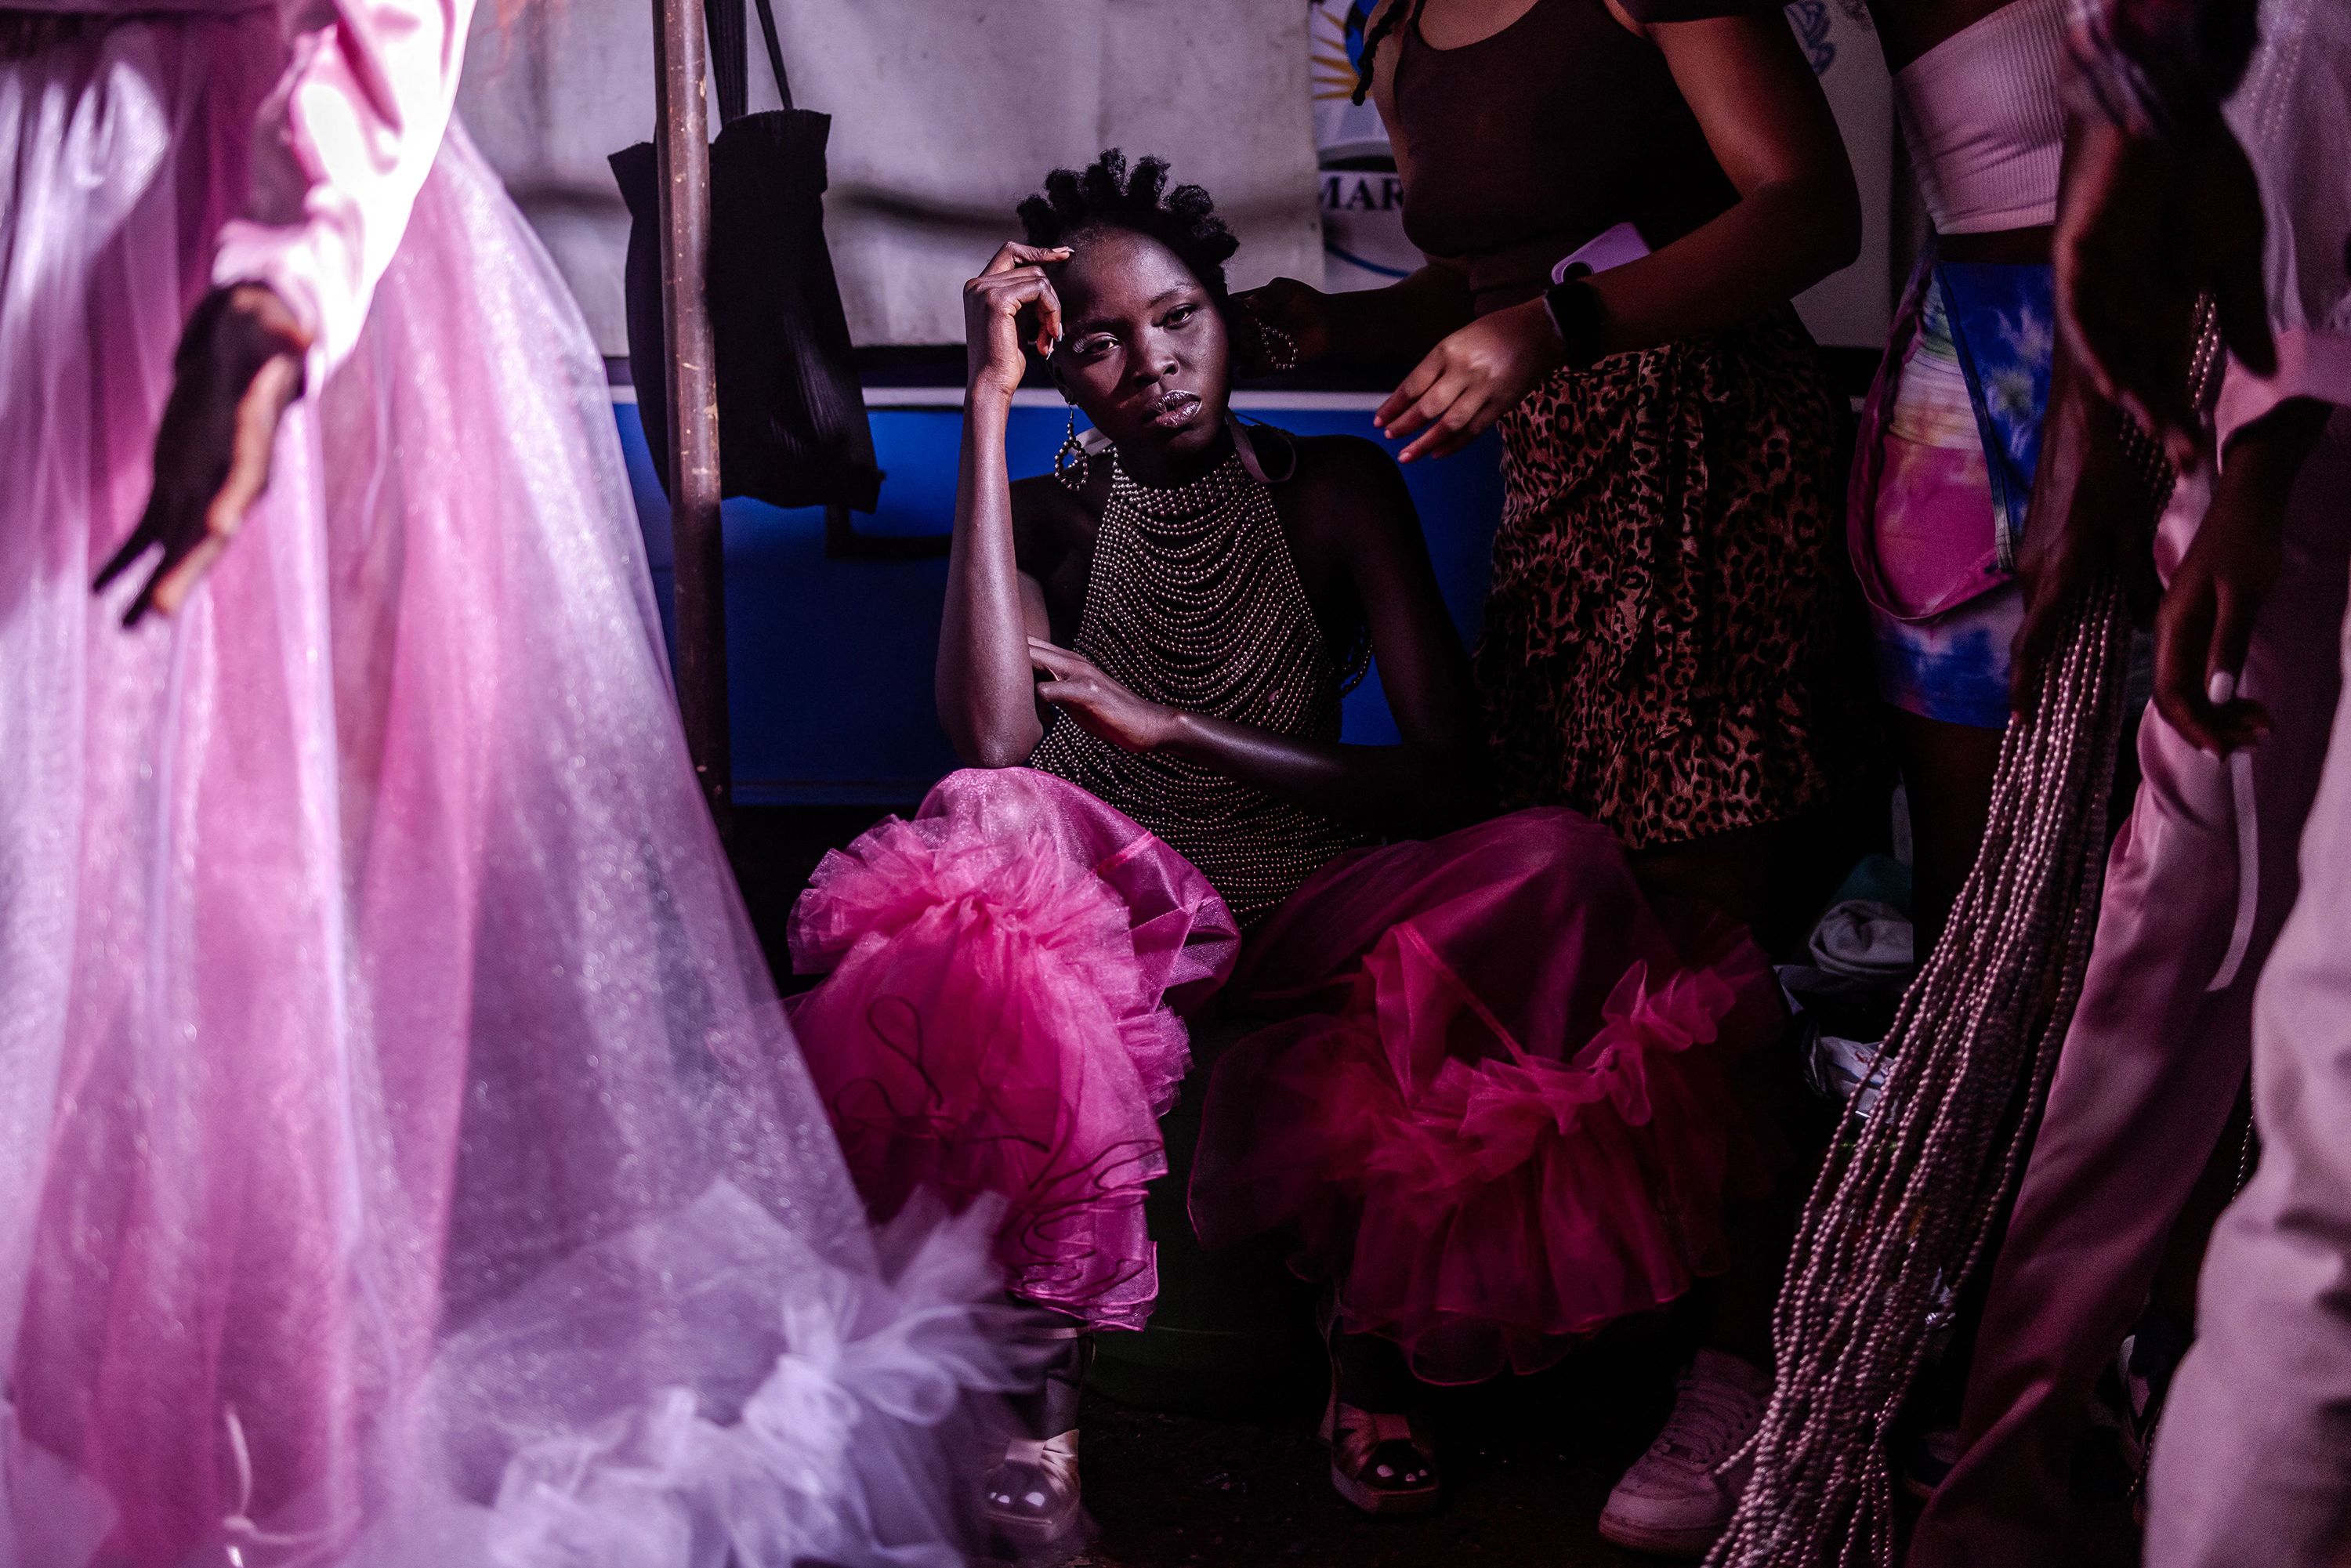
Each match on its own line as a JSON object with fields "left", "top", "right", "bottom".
{"left": 458, "top": 0, "right": 1324, "bottom": 355}
{"left": 459, "top": 0, "right": 1889, "bottom": 356}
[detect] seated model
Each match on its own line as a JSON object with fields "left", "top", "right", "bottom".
{"left": 785, "top": 151, "right": 1785, "bottom": 1550}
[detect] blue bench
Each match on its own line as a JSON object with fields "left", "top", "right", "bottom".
{"left": 616, "top": 396, "right": 1506, "bottom": 806}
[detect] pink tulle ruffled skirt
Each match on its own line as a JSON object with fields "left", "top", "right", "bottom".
{"left": 1190, "top": 809, "right": 1786, "bottom": 1385}
{"left": 789, "top": 781, "right": 1780, "bottom": 1370}
{"left": 788, "top": 769, "right": 1241, "bottom": 1330}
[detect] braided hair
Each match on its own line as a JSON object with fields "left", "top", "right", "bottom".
{"left": 1349, "top": 0, "right": 1426, "bottom": 104}
{"left": 1018, "top": 150, "right": 1241, "bottom": 308}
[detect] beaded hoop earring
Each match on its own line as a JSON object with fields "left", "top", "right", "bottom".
{"left": 1236, "top": 299, "right": 1300, "bottom": 376}
{"left": 1054, "top": 407, "right": 1089, "bottom": 490}
{"left": 1255, "top": 315, "right": 1301, "bottom": 376}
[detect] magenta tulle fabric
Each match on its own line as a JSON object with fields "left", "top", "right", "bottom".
{"left": 1, "top": 15, "right": 1016, "bottom": 1566}
{"left": 785, "top": 777, "right": 1778, "bottom": 1372}
{"left": 788, "top": 769, "right": 1241, "bottom": 1329}
{"left": 1190, "top": 809, "right": 1786, "bottom": 1385}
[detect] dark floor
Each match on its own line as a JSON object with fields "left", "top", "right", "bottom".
{"left": 1067, "top": 1410, "right": 1652, "bottom": 1567}
{"left": 1063, "top": 1324, "right": 1686, "bottom": 1568}
{"left": 733, "top": 804, "right": 2144, "bottom": 1568}
{"left": 1056, "top": 1386, "right": 2143, "bottom": 1568}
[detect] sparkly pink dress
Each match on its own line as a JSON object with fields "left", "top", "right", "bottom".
{"left": 788, "top": 443, "right": 1783, "bottom": 1374}
{"left": 0, "top": 3, "right": 1010, "bottom": 1563}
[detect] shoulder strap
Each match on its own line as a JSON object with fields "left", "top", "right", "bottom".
{"left": 752, "top": 0, "right": 794, "bottom": 111}
{"left": 1230, "top": 419, "right": 1298, "bottom": 485}
{"left": 703, "top": 0, "right": 748, "bottom": 124}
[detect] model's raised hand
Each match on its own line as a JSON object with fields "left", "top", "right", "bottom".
{"left": 964, "top": 242, "right": 1072, "bottom": 402}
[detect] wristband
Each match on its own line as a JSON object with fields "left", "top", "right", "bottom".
{"left": 1542, "top": 274, "right": 1607, "bottom": 371}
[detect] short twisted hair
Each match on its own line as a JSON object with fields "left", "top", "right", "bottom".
{"left": 1017, "top": 149, "right": 1241, "bottom": 307}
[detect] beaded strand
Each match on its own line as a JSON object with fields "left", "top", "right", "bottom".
{"left": 1708, "top": 304, "right": 2224, "bottom": 1567}
{"left": 1028, "top": 440, "right": 1370, "bottom": 926}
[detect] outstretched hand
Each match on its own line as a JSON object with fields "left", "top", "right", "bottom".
{"left": 96, "top": 284, "right": 308, "bottom": 628}
{"left": 1375, "top": 299, "right": 1561, "bottom": 464}
{"left": 1028, "top": 638, "right": 1179, "bottom": 753}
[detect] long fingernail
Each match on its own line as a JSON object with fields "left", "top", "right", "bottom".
{"left": 2208, "top": 670, "right": 2237, "bottom": 706}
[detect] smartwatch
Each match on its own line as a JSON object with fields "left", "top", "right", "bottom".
{"left": 1542, "top": 270, "right": 1607, "bottom": 371}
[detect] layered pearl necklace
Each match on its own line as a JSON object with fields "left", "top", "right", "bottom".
{"left": 1027, "top": 435, "right": 1369, "bottom": 927}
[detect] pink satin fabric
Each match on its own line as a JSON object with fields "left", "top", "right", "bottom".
{"left": 1191, "top": 810, "right": 1785, "bottom": 1384}
{"left": 210, "top": 0, "right": 476, "bottom": 382}
{"left": 789, "top": 769, "right": 1241, "bottom": 1330}
{"left": 1909, "top": 411, "right": 2351, "bottom": 1568}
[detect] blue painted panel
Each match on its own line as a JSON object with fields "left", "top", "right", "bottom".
{"left": 615, "top": 403, "right": 1504, "bottom": 803}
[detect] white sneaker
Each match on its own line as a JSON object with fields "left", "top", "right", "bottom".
{"left": 1598, "top": 1349, "right": 1771, "bottom": 1558}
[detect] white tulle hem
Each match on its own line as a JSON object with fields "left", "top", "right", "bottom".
{"left": 2, "top": 1186, "right": 1024, "bottom": 1568}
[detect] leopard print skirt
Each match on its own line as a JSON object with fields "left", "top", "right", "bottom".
{"left": 1477, "top": 305, "right": 1842, "bottom": 850}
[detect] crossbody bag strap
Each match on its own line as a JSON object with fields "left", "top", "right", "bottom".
{"left": 751, "top": 0, "right": 794, "bottom": 111}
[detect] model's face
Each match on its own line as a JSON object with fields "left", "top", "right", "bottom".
{"left": 1045, "top": 228, "right": 1231, "bottom": 466}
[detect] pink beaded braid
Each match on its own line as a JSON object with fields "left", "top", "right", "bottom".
{"left": 1711, "top": 306, "right": 2224, "bottom": 1568}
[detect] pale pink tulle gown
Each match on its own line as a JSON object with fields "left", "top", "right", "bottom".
{"left": 0, "top": 2, "right": 1014, "bottom": 1564}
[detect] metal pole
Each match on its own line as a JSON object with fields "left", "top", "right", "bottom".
{"left": 651, "top": 0, "right": 731, "bottom": 835}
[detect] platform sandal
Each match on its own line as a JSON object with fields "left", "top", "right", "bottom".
{"left": 983, "top": 1318, "right": 1094, "bottom": 1550}
{"left": 1317, "top": 1295, "right": 1440, "bottom": 1515}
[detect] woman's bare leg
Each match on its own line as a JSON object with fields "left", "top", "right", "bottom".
{"left": 1891, "top": 708, "right": 2005, "bottom": 958}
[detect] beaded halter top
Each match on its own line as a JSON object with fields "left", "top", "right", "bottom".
{"left": 1027, "top": 428, "right": 1371, "bottom": 927}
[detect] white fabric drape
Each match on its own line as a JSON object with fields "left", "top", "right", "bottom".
{"left": 457, "top": 0, "right": 1324, "bottom": 353}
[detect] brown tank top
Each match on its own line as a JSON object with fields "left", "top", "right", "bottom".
{"left": 1027, "top": 433, "right": 1372, "bottom": 929}
{"left": 1388, "top": 0, "right": 1770, "bottom": 315}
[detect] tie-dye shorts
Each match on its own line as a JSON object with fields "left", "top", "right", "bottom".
{"left": 1866, "top": 284, "right": 2025, "bottom": 732}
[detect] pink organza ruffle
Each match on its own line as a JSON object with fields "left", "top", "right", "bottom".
{"left": 1190, "top": 809, "right": 1782, "bottom": 1384}
{"left": 789, "top": 768, "right": 1239, "bottom": 1330}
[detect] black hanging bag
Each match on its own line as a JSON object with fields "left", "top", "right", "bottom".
{"left": 610, "top": 0, "right": 882, "bottom": 512}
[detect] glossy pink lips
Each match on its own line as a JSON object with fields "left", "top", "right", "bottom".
{"left": 1143, "top": 389, "right": 1201, "bottom": 429}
